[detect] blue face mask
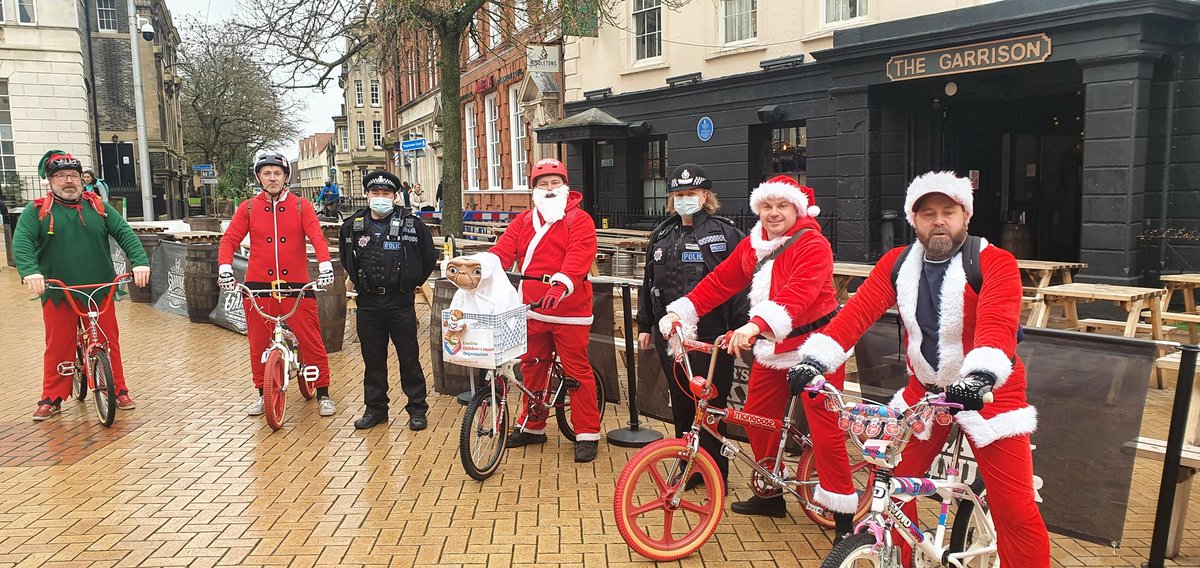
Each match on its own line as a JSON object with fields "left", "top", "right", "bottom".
{"left": 369, "top": 197, "right": 394, "bottom": 215}
{"left": 674, "top": 195, "right": 702, "bottom": 217}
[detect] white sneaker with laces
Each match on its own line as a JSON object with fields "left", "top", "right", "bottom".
{"left": 318, "top": 396, "right": 336, "bottom": 417}
{"left": 246, "top": 397, "right": 265, "bottom": 416}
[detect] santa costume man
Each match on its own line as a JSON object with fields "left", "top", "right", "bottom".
{"left": 789, "top": 171, "right": 1050, "bottom": 564}
{"left": 478, "top": 158, "right": 602, "bottom": 463}
{"left": 659, "top": 175, "right": 859, "bottom": 534}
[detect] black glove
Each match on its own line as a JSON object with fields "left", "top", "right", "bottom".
{"left": 787, "top": 359, "right": 826, "bottom": 397}
{"left": 218, "top": 269, "right": 236, "bottom": 292}
{"left": 944, "top": 372, "right": 997, "bottom": 413}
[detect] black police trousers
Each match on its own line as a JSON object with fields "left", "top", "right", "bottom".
{"left": 356, "top": 289, "right": 429, "bottom": 417}
{"left": 654, "top": 329, "right": 734, "bottom": 482}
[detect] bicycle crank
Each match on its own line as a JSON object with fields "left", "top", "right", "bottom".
{"left": 749, "top": 457, "right": 792, "bottom": 498}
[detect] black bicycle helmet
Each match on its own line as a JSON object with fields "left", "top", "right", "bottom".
{"left": 254, "top": 153, "right": 291, "bottom": 177}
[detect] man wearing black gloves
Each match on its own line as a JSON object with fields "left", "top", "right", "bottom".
{"left": 340, "top": 170, "right": 438, "bottom": 430}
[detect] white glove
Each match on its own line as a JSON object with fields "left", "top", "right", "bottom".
{"left": 217, "top": 264, "right": 236, "bottom": 292}
{"left": 317, "top": 261, "right": 335, "bottom": 288}
{"left": 658, "top": 313, "right": 681, "bottom": 338}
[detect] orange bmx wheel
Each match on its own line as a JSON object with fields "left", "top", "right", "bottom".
{"left": 263, "top": 349, "right": 287, "bottom": 430}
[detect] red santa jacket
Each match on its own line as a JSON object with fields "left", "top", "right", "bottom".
{"left": 218, "top": 190, "right": 331, "bottom": 284}
{"left": 482, "top": 191, "right": 596, "bottom": 325}
{"left": 799, "top": 238, "right": 1035, "bottom": 448}
{"left": 667, "top": 217, "right": 839, "bottom": 369}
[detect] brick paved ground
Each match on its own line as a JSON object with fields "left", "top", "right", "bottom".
{"left": 0, "top": 263, "right": 1197, "bottom": 567}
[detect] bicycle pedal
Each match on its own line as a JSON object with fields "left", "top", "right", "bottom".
{"left": 56, "top": 361, "right": 76, "bottom": 376}
{"left": 561, "top": 378, "right": 580, "bottom": 389}
{"left": 302, "top": 366, "right": 320, "bottom": 382}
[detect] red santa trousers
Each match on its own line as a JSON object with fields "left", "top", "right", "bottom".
{"left": 515, "top": 319, "right": 601, "bottom": 440}
{"left": 243, "top": 296, "right": 330, "bottom": 389}
{"left": 892, "top": 423, "right": 1050, "bottom": 568}
{"left": 41, "top": 300, "right": 129, "bottom": 404}
{"left": 745, "top": 361, "right": 858, "bottom": 512}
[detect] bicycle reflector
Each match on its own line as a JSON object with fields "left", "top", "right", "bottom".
{"left": 302, "top": 365, "right": 320, "bottom": 383}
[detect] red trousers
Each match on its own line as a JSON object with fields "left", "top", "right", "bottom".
{"left": 893, "top": 425, "right": 1050, "bottom": 567}
{"left": 515, "top": 320, "right": 601, "bottom": 441}
{"left": 746, "top": 362, "right": 859, "bottom": 513}
{"left": 243, "top": 296, "right": 330, "bottom": 389}
{"left": 41, "top": 300, "right": 129, "bottom": 404}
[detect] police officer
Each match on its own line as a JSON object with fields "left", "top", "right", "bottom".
{"left": 636, "top": 163, "right": 747, "bottom": 488}
{"left": 340, "top": 170, "right": 438, "bottom": 430}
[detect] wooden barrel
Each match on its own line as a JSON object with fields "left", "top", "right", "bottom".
{"left": 184, "top": 243, "right": 220, "bottom": 323}
{"left": 186, "top": 216, "right": 222, "bottom": 233}
{"left": 309, "top": 257, "right": 347, "bottom": 353}
{"left": 1002, "top": 223, "right": 1034, "bottom": 259}
{"left": 430, "top": 278, "right": 476, "bottom": 396}
{"left": 321, "top": 222, "right": 341, "bottom": 248}
{"left": 129, "top": 232, "right": 165, "bottom": 303}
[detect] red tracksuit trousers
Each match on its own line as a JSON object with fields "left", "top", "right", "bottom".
{"left": 41, "top": 300, "right": 129, "bottom": 404}
{"left": 515, "top": 320, "right": 601, "bottom": 441}
{"left": 893, "top": 424, "right": 1051, "bottom": 567}
{"left": 243, "top": 296, "right": 330, "bottom": 389}
{"left": 745, "top": 362, "right": 859, "bottom": 513}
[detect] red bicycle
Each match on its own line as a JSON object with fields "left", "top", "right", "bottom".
{"left": 46, "top": 273, "right": 131, "bottom": 427}
{"left": 236, "top": 281, "right": 321, "bottom": 430}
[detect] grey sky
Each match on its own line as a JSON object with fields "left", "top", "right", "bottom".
{"left": 164, "top": 0, "right": 344, "bottom": 159}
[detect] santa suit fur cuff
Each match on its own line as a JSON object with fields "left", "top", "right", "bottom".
{"left": 665, "top": 297, "right": 700, "bottom": 340}
{"left": 799, "top": 333, "right": 852, "bottom": 373}
{"left": 549, "top": 272, "right": 575, "bottom": 296}
{"left": 748, "top": 301, "right": 792, "bottom": 340}
{"left": 814, "top": 485, "right": 861, "bottom": 515}
{"left": 955, "top": 405, "right": 1038, "bottom": 448}
{"left": 961, "top": 346, "right": 1014, "bottom": 390}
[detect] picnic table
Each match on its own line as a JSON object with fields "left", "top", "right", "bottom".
{"left": 1016, "top": 259, "right": 1087, "bottom": 325}
{"left": 1158, "top": 274, "right": 1200, "bottom": 344}
{"left": 597, "top": 228, "right": 651, "bottom": 239}
{"left": 1030, "top": 282, "right": 1166, "bottom": 338}
{"left": 832, "top": 262, "right": 874, "bottom": 302}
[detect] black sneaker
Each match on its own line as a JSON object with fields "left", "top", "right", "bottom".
{"left": 574, "top": 440, "right": 598, "bottom": 463}
{"left": 505, "top": 430, "right": 548, "bottom": 448}
{"left": 730, "top": 495, "right": 788, "bottom": 518}
{"left": 833, "top": 512, "right": 855, "bottom": 545}
{"left": 354, "top": 412, "right": 388, "bottom": 430}
{"left": 409, "top": 413, "right": 427, "bottom": 431}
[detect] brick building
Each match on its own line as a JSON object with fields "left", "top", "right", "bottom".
{"left": 383, "top": 30, "right": 441, "bottom": 203}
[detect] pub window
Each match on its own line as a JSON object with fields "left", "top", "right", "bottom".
{"left": 633, "top": 0, "right": 662, "bottom": 61}
{"left": 642, "top": 138, "right": 668, "bottom": 212}
{"left": 825, "top": 0, "right": 866, "bottom": 24}
{"left": 722, "top": 0, "right": 756, "bottom": 44}
{"left": 767, "top": 123, "right": 807, "bottom": 184}
{"left": 97, "top": 0, "right": 117, "bottom": 31}
{"left": 465, "top": 103, "right": 480, "bottom": 190}
{"left": 484, "top": 94, "right": 501, "bottom": 189}
{"left": 510, "top": 85, "right": 528, "bottom": 190}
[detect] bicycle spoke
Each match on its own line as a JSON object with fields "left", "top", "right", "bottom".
{"left": 677, "top": 497, "right": 713, "bottom": 516}
{"left": 648, "top": 466, "right": 670, "bottom": 493}
{"left": 657, "top": 508, "right": 675, "bottom": 545}
{"left": 628, "top": 497, "right": 669, "bottom": 518}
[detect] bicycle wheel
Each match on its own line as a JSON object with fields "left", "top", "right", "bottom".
{"left": 554, "top": 363, "right": 606, "bottom": 442}
{"left": 820, "top": 532, "right": 882, "bottom": 567}
{"left": 460, "top": 381, "right": 508, "bottom": 481}
{"left": 89, "top": 351, "right": 116, "bottom": 427}
{"left": 796, "top": 441, "right": 874, "bottom": 529}
{"left": 949, "top": 478, "right": 998, "bottom": 568}
{"left": 614, "top": 437, "right": 724, "bottom": 561}
{"left": 71, "top": 346, "right": 86, "bottom": 402}
{"left": 263, "top": 349, "right": 287, "bottom": 431}
{"left": 293, "top": 344, "right": 315, "bottom": 400}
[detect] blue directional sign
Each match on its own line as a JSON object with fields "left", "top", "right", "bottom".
{"left": 192, "top": 164, "right": 214, "bottom": 171}
{"left": 401, "top": 138, "right": 427, "bottom": 152}
{"left": 697, "top": 116, "right": 714, "bottom": 142}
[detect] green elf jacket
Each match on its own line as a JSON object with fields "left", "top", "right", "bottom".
{"left": 13, "top": 193, "right": 149, "bottom": 306}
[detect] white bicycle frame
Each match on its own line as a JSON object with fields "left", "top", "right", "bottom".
{"left": 237, "top": 282, "right": 323, "bottom": 391}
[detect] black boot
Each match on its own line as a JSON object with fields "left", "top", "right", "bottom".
{"left": 833, "top": 512, "right": 855, "bottom": 545}
{"left": 730, "top": 495, "right": 787, "bottom": 518}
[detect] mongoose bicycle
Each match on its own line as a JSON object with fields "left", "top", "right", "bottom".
{"left": 46, "top": 273, "right": 132, "bottom": 427}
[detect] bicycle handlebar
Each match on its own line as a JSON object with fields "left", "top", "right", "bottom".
{"left": 803, "top": 377, "right": 993, "bottom": 411}
{"left": 45, "top": 273, "right": 132, "bottom": 318}
{"left": 235, "top": 281, "right": 323, "bottom": 324}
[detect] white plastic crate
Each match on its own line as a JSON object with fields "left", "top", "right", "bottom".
{"left": 440, "top": 305, "right": 528, "bottom": 369}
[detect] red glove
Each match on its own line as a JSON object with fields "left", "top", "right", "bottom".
{"left": 538, "top": 283, "right": 569, "bottom": 310}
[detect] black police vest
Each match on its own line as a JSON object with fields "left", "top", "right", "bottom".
{"left": 649, "top": 225, "right": 710, "bottom": 315}
{"left": 351, "top": 213, "right": 417, "bottom": 289}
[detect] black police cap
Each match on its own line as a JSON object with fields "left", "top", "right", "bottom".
{"left": 363, "top": 170, "right": 401, "bottom": 193}
{"left": 668, "top": 163, "right": 712, "bottom": 192}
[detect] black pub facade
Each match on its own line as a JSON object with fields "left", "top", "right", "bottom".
{"left": 538, "top": 0, "right": 1200, "bottom": 286}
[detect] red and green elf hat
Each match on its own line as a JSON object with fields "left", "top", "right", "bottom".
{"left": 37, "top": 149, "right": 83, "bottom": 179}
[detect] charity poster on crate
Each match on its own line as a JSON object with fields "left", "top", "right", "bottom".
{"left": 441, "top": 307, "right": 527, "bottom": 369}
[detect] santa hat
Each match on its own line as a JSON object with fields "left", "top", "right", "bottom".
{"left": 904, "top": 171, "right": 974, "bottom": 227}
{"left": 749, "top": 175, "right": 820, "bottom": 217}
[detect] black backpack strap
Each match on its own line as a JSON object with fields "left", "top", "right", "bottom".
{"left": 963, "top": 235, "right": 984, "bottom": 294}
{"left": 755, "top": 228, "right": 809, "bottom": 273}
{"left": 890, "top": 243, "right": 914, "bottom": 290}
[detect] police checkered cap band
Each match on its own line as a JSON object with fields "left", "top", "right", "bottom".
{"left": 366, "top": 175, "right": 397, "bottom": 189}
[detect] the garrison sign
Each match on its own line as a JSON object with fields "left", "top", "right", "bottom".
{"left": 886, "top": 34, "right": 1052, "bottom": 82}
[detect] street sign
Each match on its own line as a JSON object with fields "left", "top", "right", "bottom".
{"left": 401, "top": 138, "right": 427, "bottom": 152}
{"left": 192, "top": 164, "right": 214, "bottom": 171}
{"left": 201, "top": 178, "right": 218, "bottom": 185}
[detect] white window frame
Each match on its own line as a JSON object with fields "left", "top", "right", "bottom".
{"left": 823, "top": 0, "right": 868, "bottom": 25}
{"left": 354, "top": 80, "right": 364, "bottom": 107}
{"left": 633, "top": 0, "right": 662, "bottom": 62}
{"left": 370, "top": 80, "right": 380, "bottom": 106}
{"left": 515, "top": 0, "right": 529, "bottom": 30}
{"left": 465, "top": 103, "right": 479, "bottom": 191}
{"left": 96, "top": 0, "right": 118, "bottom": 32}
{"left": 484, "top": 94, "right": 501, "bottom": 190}
{"left": 0, "top": 81, "right": 16, "bottom": 181}
{"left": 721, "top": 0, "right": 757, "bottom": 45}
{"left": 372, "top": 120, "right": 382, "bottom": 149}
{"left": 357, "top": 121, "right": 366, "bottom": 149}
{"left": 509, "top": 86, "right": 528, "bottom": 191}
{"left": 489, "top": 8, "right": 502, "bottom": 48}
{"left": 0, "top": 0, "right": 5, "bottom": 23}
{"left": 340, "top": 126, "right": 349, "bottom": 152}
{"left": 468, "top": 24, "right": 480, "bottom": 60}
{"left": 17, "top": 0, "right": 35, "bottom": 24}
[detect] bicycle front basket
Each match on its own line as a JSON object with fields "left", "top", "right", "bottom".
{"left": 440, "top": 305, "right": 529, "bottom": 368}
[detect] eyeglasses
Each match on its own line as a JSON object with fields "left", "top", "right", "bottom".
{"left": 51, "top": 173, "right": 81, "bottom": 181}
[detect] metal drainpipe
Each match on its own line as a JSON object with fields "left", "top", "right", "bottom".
{"left": 83, "top": 0, "right": 103, "bottom": 172}
{"left": 1158, "top": 56, "right": 1181, "bottom": 273}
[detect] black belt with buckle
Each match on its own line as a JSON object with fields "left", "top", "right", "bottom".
{"left": 362, "top": 286, "right": 406, "bottom": 295}
{"left": 787, "top": 307, "right": 842, "bottom": 338}
{"left": 519, "top": 273, "right": 589, "bottom": 284}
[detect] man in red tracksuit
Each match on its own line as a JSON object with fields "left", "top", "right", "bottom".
{"left": 479, "top": 158, "right": 602, "bottom": 463}
{"left": 660, "top": 175, "right": 858, "bottom": 535}
{"left": 217, "top": 153, "right": 337, "bottom": 417}
{"left": 790, "top": 171, "right": 1050, "bottom": 565}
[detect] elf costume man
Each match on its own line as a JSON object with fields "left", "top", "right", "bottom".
{"left": 14, "top": 150, "right": 150, "bottom": 420}
{"left": 659, "top": 175, "right": 859, "bottom": 535}
{"left": 789, "top": 171, "right": 1050, "bottom": 564}
{"left": 475, "top": 158, "right": 602, "bottom": 463}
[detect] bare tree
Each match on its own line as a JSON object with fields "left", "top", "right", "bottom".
{"left": 231, "top": 0, "right": 620, "bottom": 237}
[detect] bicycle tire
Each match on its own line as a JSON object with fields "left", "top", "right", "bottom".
{"left": 820, "top": 532, "right": 880, "bottom": 567}
{"left": 90, "top": 351, "right": 116, "bottom": 427}
{"left": 460, "top": 383, "right": 509, "bottom": 481}
{"left": 293, "top": 344, "right": 315, "bottom": 401}
{"left": 72, "top": 346, "right": 87, "bottom": 402}
{"left": 263, "top": 349, "right": 287, "bottom": 431}
{"left": 614, "top": 437, "right": 724, "bottom": 561}
{"left": 554, "top": 363, "right": 606, "bottom": 442}
{"left": 948, "top": 478, "right": 998, "bottom": 568}
{"left": 796, "top": 442, "right": 874, "bottom": 529}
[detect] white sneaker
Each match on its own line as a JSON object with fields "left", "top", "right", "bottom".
{"left": 318, "top": 397, "right": 336, "bottom": 417}
{"left": 246, "top": 397, "right": 265, "bottom": 416}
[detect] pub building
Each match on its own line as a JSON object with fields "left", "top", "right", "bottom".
{"left": 538, "top": 0, "right": 1200, "bottom": 286}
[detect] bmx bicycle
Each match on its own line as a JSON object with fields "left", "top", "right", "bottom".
{"left": 236, "top": 281, "right": 322, "bottom": 431}
{"left": 46, "top": 273, "right": 132, "bottom": 427}
{"left": 805, "top": 378, "right": 998, "bottom": 568}
{"left": 613, "top": 322, "right": 874, "bottom": 561}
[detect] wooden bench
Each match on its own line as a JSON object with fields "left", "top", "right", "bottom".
{"left": 1077, "top": 318, "right": 1172, "bottom": 336}
{"left": 1126, "top": 436, "right": 1200, "bottom": 558}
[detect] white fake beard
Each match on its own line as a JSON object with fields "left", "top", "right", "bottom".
{"left": 533, "top": 187, "right": 569, "bottom": 223}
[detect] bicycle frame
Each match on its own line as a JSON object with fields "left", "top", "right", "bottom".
{"left": 482, "top": 356, "right": 562, "bottom": 433}
{"left": 237, "top": 282, "right": 323, "bottom": 391}
{"left": 46, "top": 274, "right": 131, "bottom": 379}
